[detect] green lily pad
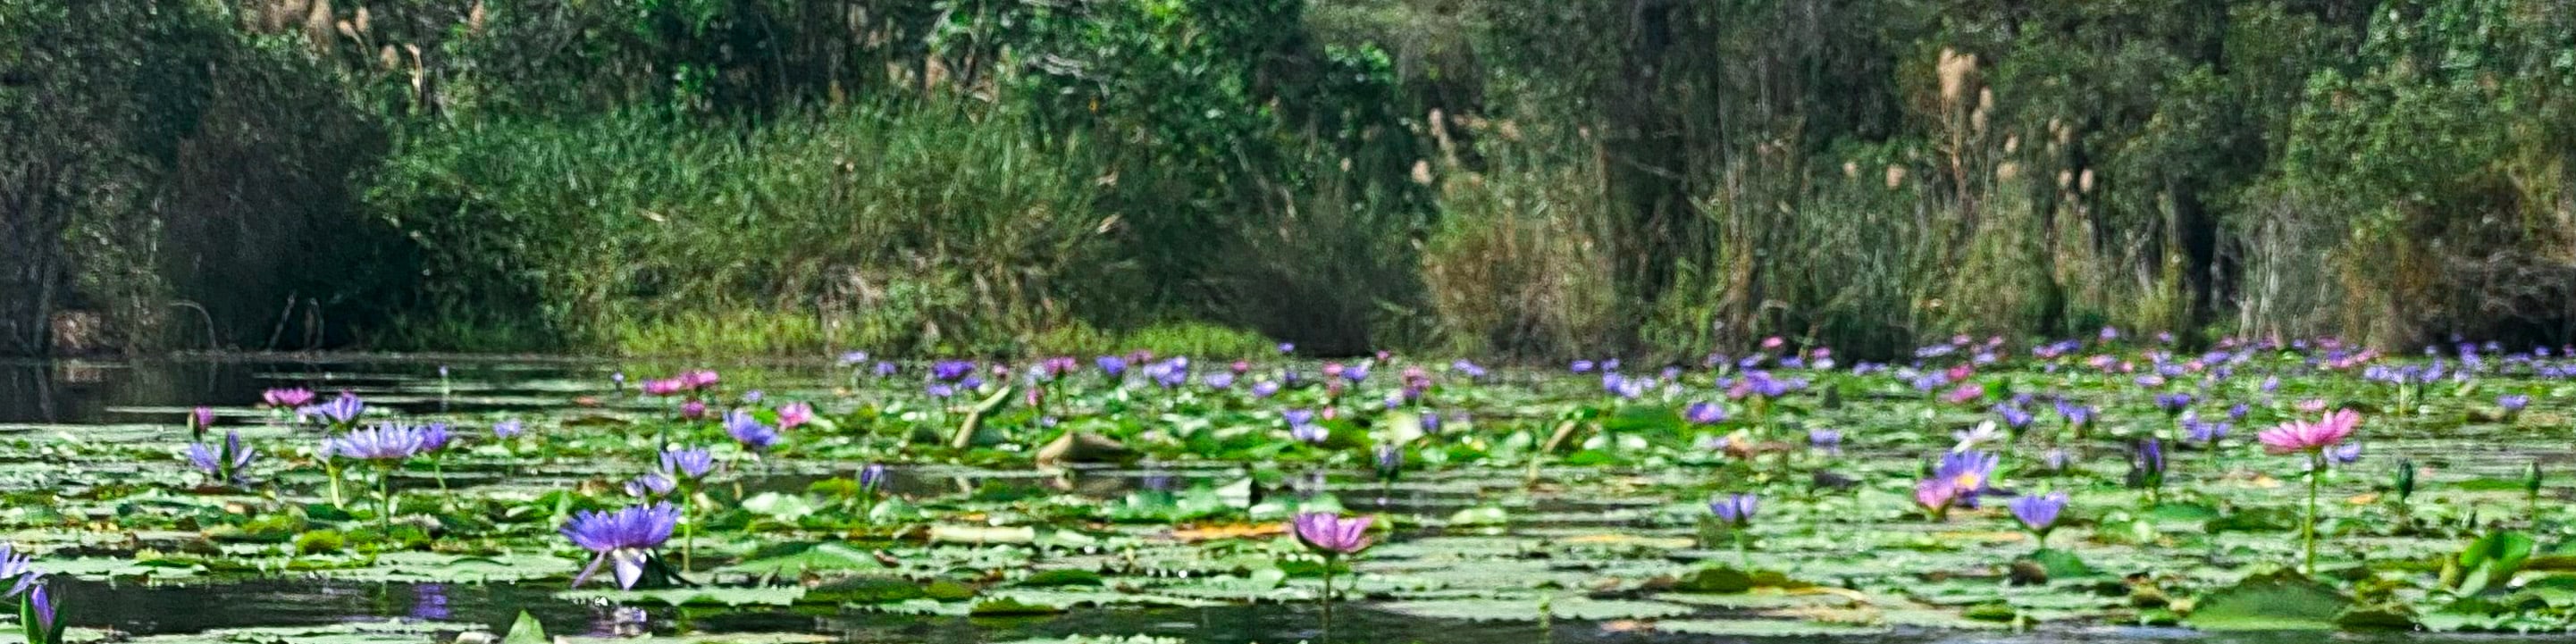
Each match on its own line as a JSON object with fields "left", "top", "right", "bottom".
{"left": 1656, "top": 618, "right": 1892, "bottom": 636}
{"left": 2186, "top": 571, "right": 2351, "bottom": 631}
{"left": 563, "top": 585, "right": 807, "bottom": 606}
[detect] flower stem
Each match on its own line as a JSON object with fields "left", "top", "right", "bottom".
{"left": 325, "top": 460, "right": 345, "bottom": 507}
{"left": 379, "top": 467, "right": 396, "bottom": 536}
{"left": 2303, "top": 452, "right": 2321, "bottom": 575}
{"left": 680, "top": 484, "right": 698, "bottom": 571}
{"left": 1320, "top": 558, "right": 1335, "bottom": 629}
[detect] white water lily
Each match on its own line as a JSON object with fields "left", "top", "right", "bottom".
{"left": 1951, "top": 420, "right": 2005, "bottom": 453}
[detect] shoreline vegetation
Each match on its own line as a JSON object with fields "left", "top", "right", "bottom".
{"left": 7, "top": 1, "right": 2576, "bottom": 360}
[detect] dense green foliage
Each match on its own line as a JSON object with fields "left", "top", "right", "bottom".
{"left": 5, "top": 0, "right": 2574, "bottom": 357}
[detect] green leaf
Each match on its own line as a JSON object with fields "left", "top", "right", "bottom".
{"left": 2452, "top": 531, "right": 2535, "bottom": 596}
{"left": 969, "top": 596, "right": 1065, "bottom": 616}
{"left": 739, "top": 493, "right": 817, "bottom": 521}
{"left": 2024, "top": 548, "right": 2098, "bottom": 580}
{"left": 499, "top": 611, "right": 547, "bottom": 644}
{"left": 725, "top": 542, "right": 882, "bottom": 576}
{"left": 1018, "top": 569, "right": 1104, "bottom": 588}
{"left": 1673, "top": 565, "right": 1811, "bottom": 594}
{"left": 1444, "top": 505, "right": 1508, "bottom": 526}
{"left": 801, "top": 576, "right": 931, "bottom": 605}
{"left": 2185, "top": 571, "right": 2351, "bottom": 631}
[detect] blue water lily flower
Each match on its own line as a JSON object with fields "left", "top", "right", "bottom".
{"left": 562, "top": 503, "right": 680, "bottom": 590}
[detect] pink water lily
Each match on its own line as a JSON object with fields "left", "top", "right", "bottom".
{"left": 2259, "top": 409, "right": 2360, "bottom": 455}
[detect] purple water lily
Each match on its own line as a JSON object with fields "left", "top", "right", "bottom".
{"left": 1684, "top": 402, "right": 1726, "bottom": 425}
{"left": 302, "top": 392, "right": 366, "bottom": 426}
{"left": 420, "top": 422, "right": 452, "bottom": 452}
{"left": 325, "top": 424, "right": 432, "bottom": 461}
{"left": 929, "top": 360, "right": 975, "bottom": 381}
{"left": 1251, "top": 381, "right": 1282, "bottom": 397}
{"left": 563, "top": 503, "right": 680, "bottom": 590}
{"left": 1374, "top": 444, "right": 1404, "bottom": 483}
{"left": 23, "top": 583, "right": 57, "bottom": 644}
{"left": 1095, "top": 355, "right": 1129, "bottom": 377}
{"left": 2010, "top": 491, "right": 2068, "bottom": 539}
{"left": 724, "top": 411, "right": 779, "bottom": 452}
{"left": 1808, "top": 428, "right": 1842, "bottom": 453}
{"left": 625, "top": 473, "right": 675, "bottom": 498}
{"left": 0, "top": 544, "right": 42, "bottom": 598}
{"left": 2054, "top": 399, "right": 2093, "bottom": 427}
{"left": 659, "top": 447, "right": 715, "bottom": 479}
{"left": 1932, "top": 450, "right": 2000, "bottom": 508}
{"left": 858, "top": 463, "right": 889, "bottom": 493}
{"left": 2499, "top": 394, "right": 2531, "bottom": 416}
{"left": 1709, "top": 493, "right": 1758, "bottom": 526}
{"left": 1290, "top": 421, "right": 1330, "bottom": 445}
{"left": 1994, "top": 405, "right": 2035, "bottom": 430}
{"left": 1291, "top": 512, "right": 1374, "bottom": 556}
{"left": 2153, "top": 392, "right": 2194, "bottom": 414}
{"left": 492, "top": 419, "right": 525, "bottom": 439}
{"left": 2043, "top": 447, "right": 2073, "bottom": 472}
{"left": 186, "top": 430, "right": 257, "bottom": 485}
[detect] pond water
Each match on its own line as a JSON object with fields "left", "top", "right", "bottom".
{"left": 0, "top": 352, "right": 2570, "bottom": 644}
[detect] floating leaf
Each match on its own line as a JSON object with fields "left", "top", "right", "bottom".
{"left": 1657, "top": 618, "right": 1892, "bottom": 636}
{"left": 1018, "top": 569, "right": 1104, "bottom": 588}
{"left": 2453, "top": 531, "right": 2536, "bottom": 597}
{"left": 1445, "top": 505, "right": 1509, "bottom": 527}
{"left": 930, "top": 524, "right": 1039, "bottom": 544}
{"left": 969, "top": 596, "right": 1065, "bottom": 616}
{"left": 499, "top": 611, "right": 547, "bottom": 644}
{"left": 2186, "top": 571, "right": 2351, "bottom": 631}
{"left": 726, "top": 542, "right": 884, "bottom": 575}
{"left": 563, "top": 586, "right": 806, "bottom": 606}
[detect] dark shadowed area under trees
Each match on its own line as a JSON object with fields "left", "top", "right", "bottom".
{"left": 4, "top": 0, "right": 2573, "bottom": 360}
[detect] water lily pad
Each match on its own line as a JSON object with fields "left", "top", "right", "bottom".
{"left": 725, "top": 542, "right": 884, "bottom": 575}
{"left": 2185, "top": 571, "right": 2351, "bottom": 631}
{"left": 1378, "top": 597, "right": 1692, "bottom": 622}
{"left": 563, "top": 585, "right": 807, "bottom": 606}
{"left": 1654, "top": 618, "right": 1892, "bottom": 636}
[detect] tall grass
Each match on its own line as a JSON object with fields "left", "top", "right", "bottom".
{"left": 369, "top": 100, "right": 1129, "bottom": 355}
{"left": 1420, "top": 125, "right": 1622, "bottom": 359}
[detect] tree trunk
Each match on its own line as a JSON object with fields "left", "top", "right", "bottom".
{"left": 0, "top": 163, "right": 67, "bottom": 357}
